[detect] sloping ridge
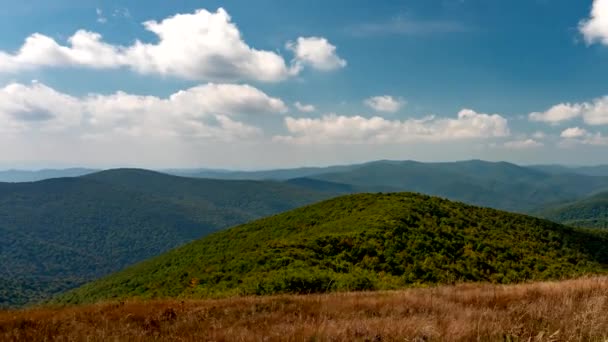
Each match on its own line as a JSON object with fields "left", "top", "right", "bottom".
{"left": 57, "top": 192, "right": 608, "bottom": 305}
{"left": 84, "top": 168, "right": 334, "bottom": 213}
{"left": 0, "top": 168, "right": 97, "bottom": 182}
{"left": 540, "top": 191, "right": 608, "bottom": 228}
{"left": 0, "top": 169, "right": 335, "bottom": 307}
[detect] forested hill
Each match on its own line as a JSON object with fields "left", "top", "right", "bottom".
{"left": 57, "top": 192, "right": 608, "bottom": 305}
{"left": 539, "top": 191, "right": 608, "bottom": 228}
{"left": 0, "top": 170, "right": 334, "bottom": 307}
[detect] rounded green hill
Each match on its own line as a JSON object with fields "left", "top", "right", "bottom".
{"left": 57, "top": 192, "right": 608, "bottom": 304}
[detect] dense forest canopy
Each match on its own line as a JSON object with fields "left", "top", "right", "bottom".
{"left": 0, "top": 170, "right": 333, "bottom": 307}
{"left": 57, "top": 193, "right": 608, "bottom": 305}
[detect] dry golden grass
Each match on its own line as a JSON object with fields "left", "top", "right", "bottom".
{"left": 2, "top": 277, "right": 608, "bottom": 341}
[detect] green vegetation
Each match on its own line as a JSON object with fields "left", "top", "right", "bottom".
{"left": 308, "top": 160, "right": 608, "bottom": 212}
{"left": 57, "top": 193, "right": 608, "bottom": 305}
{"left": 0, "top": 169, "right": 333, "bottom": 307}
{"left": 539, "top": 191, "right": 608, "bottom": 228}
{"left": 6, "top": 161, "right": 608, "bottom": 308}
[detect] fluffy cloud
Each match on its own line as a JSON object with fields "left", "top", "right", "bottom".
{"left": 287, "top": 37, "right": 347, "bottom": 73}
{"left": 0, "top": 8, "right": 344, "bottom": 82}
{"left": 561, "top": 132, "right": 608, "bottom": 146}
{"left": 0, "top": 81, "right": 82, "bottom": 133}
{"left": 124, "top": 9, "right": 290, "bottom": 82}
{"left": 559, "top": 126, "right": 608, "bottom": 146}
{"left": 581, "top": 97, "right": 608, "bottom": 125}
{"left": 0, "top": 81, "right": 286, "bottom": 141}
{"left": 294, "top": 101, "right": 316, "bottom": 113}
{"left": 579, "top": 0, "right": 608, "bottom": 45}
{"left": 560, "top": 127, "right": 588, "bottom": 139}
{"left": 503, "top": 139, "right": 543, "bottom": 149}
{"left": 528, "top": 96, "right": 608, "bottom": 125}
{"left": 364, "top": 95, "right": 405, "bottom": 113}
{"left": 529, "top": 103, "right": 584, "bottom": 124}
{"left": 0, "top": 30, "right": 124, "bottom": 71}
{"left": 274, "top": 109, "right": 509, "bottom": 144}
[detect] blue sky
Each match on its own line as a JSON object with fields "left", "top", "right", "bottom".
{"left": 0, "top": 0, "right": 607, "bottom": 169}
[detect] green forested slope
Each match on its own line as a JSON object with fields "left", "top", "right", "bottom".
{"left": 0, "top": 170, "right": 333, "bottom": 307}
{"left": 57, "top": 193, "right": 608, "bottom": 305}
{"left": 539, "top": 191, "right": 608, "bottom": 228}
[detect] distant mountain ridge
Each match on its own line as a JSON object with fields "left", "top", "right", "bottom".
{"left": 170, "top": 160, "right": 608, "bottom": 212}
{"left": 168, "top": 164, "right": 363, "bottom": 180}
{"left": 3, "top": 160, "right": 608, "bottom": 183}
{"left": 0, "top": 168, "right": 97, "bottom": 182}
{"left": 301, "top": 160, "right": 608, "bottom": 212}
{"left": 530, "top": 164, "right": 608, "bottom": 177}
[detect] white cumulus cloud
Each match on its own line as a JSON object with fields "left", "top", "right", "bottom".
{"left": 529, "top": 103, "right": 584, "bottom": 124}
{"left": 0, "top": 81, "right": 83, "bottom": 133}
{"left": 0, "top": 8, "right": 345, "bottom": 82}
{"left": 503, "top": 139, "right": 543, "bottom": 149}
{"left": 364, "top": 95, "right": 405, "bottom": 113}
{"left": 287, "top": 36, "right": 347, "bottom": 74}
{"left": 294, "top": 101, "right": 316, "bottom": 112}
{"left": 528, "top": 96, "right": 608, "bottom": 125}
{"left": 559, "top": 126, "right": 608, "bottom": 146}
{"left": 579, "top": 0, "right": 608, "bottom": 45}
{"left": 274, "top": 109, "right": 509, "bottom": 144}
{"left": 0, "top": 81, "right": 286, "bottom": 141}
{"left": 560, "top": 127, "right": 588, "bottom": 139}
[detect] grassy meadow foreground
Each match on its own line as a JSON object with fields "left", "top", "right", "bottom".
{"left": 2, "top": 277, "right": 608, "bottom": 341}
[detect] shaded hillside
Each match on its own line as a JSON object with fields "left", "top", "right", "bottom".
{"left": 539, "top": 191, "right": 608, "bottom": 228}
{"left": 531, "top": 164, "right": 608, "bottom": 177}
{"left": 57, "top": 193, "right": 608, "bottom": 305}
{"left": 283, "top": 177, "right": 356, "bottom": 193}
{"left": 307, "top": 160, "right": 608, "bottom": 212}
{"left": 84, "top": 169, "right": 333, "bottom": 216}
{"left": 0, "top": 170, "right": 333, "bottom": 307}
{"left": 169, "top": 160, "right": 608, "bottom": 212}
{"left": 171, "top": 164, "right": 360, "bottom": 181}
